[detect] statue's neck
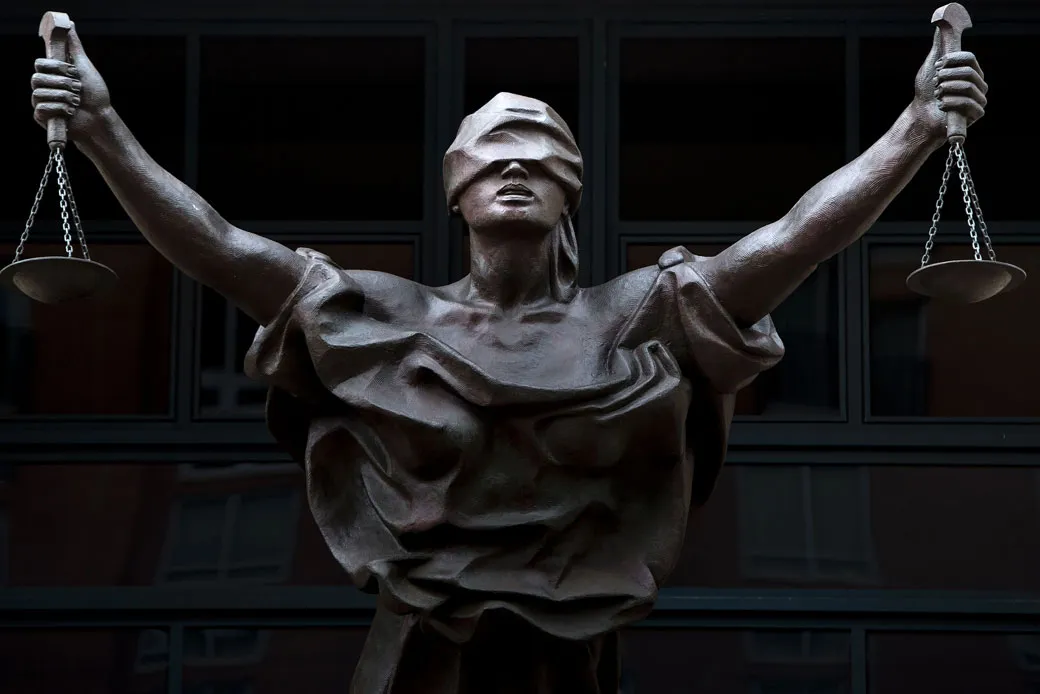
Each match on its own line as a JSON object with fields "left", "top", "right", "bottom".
{"left": 467, "top": 230, "right": 554, "bottom": 310}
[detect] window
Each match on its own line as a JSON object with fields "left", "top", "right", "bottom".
{"left": 622, "top": 629, "right": 852, "bottom": 693}
{"left": 197, "top": 36, "right": 426, "bottom": 220}
{"left": 618, "top": 36, "right": 845, "bottom": 221}
{"left": 160, "top": 490, "right": 299, "bottom": 584}
{"left": 135, "top": 629, "right": 170, "bottom": 673}
{"left": 868, "top": 244, "right": 1040, "bottom": 417}
{"left": 0, "top": 243, "right": 174, "bottom": 417}
{"left": 0, "top": 629, "right": 166, "bottom": 692}
{"left": 870, "top": 633, "right": 1037, "bottom": 694}
{"left": 738, "top": 466, "right": 875, "bottom": 582}
{"left": 187, "top": 683, "right": 254, "bottom": 694}
{"left": 178, "top": 462, "right": 299, "bottom": 481}
{"left": 0, "top": 507, "right": 7, "bottom": 586}
{"left": 625, "top": 243, "right": 841, "bottom": 418}
{"left": 196, "top": 242, "right": 415, "bottom": 418}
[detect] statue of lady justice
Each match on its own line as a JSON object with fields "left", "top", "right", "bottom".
{"left": 31, "top": 23, "right": 988, "bottom": 694}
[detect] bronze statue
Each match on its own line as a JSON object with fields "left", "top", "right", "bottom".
{"left": 29, "top": 16, "right": 988, "bottom": 694}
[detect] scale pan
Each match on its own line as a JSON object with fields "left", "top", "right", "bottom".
{"left": 906, "top": 258, "right": 1026, "bottom": 304}
{"left": 0, "top": 256, "right": 119, "bottom": 304}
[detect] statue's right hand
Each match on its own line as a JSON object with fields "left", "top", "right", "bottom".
{"left": 31, "top": 26, "right": 112, "bottom": 141}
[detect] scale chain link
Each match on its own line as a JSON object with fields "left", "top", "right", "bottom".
{"left": 58, "top": 150, "right": 91, "bottom": 260}
{"left": 54, "top": 148, "right": 75, "bottom": 258}
{"left": 953, "top": 142, "right": 983, "bottom": 262}
{"left": 960, "top": 154, "right": 996, "bottom": 261}
{"left": 13, "top": 150, "right": 55, "bottom": 263}
{"left": 921, "top": 144, "right": 954, "bottom": 267}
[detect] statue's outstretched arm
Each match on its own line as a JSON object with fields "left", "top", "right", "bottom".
{"left": 31, "top": 25, "right": 306, "bottom": 326}
{"left": 697, "top": 26, "right": 986, "bottom": 328}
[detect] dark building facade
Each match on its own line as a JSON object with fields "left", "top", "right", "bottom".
{"left": 0, "top": 0, "right": 1038, "bottom": 692}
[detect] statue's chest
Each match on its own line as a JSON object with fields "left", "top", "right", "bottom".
{"left": 421, "top": 306, "right": 608, "bottom": 388}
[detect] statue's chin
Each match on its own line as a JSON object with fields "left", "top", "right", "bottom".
{"left": 469, "top": 208, "right": 555, "bottom": 239}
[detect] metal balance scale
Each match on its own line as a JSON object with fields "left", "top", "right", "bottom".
{"left": 904, "top": 3, "right": 1026, "bottom": 303}
{"left": 0, "top": 12, "right": 118, "bottom": 304}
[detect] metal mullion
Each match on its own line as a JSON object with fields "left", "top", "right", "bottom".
{"left": 420, "top": 24, "right": 438, "bottom": 286}
{"left": 166, "top": 623, "right": 184, "bottom": 694}
{"left": 434, "top": 18, "right": 455, "bottom": 287}
{"left": 868, "top": 221, "right": 1039, "bottom": 238}
{"left": 856, "top": 21, "right": 1037, "bottom": 38}
{"left": 845, "top": 29, "right": 865, "bottom": 426}
{"left": 451, "top": 21, "right": 584, "bottom": 37}
{"left": 851, "top": 627, "right": 868, "bottom": 694}
{"left": 605, "top": 20, "right": 621, "bottom": 278}
{"left": 590, "top": 18, "right": 608, "bottom": 286}
{"left": 616, "top": 22, "right": 847, "bottom": 38}
{"left": 193, "top": 21, "right": 433, "bottom": 37}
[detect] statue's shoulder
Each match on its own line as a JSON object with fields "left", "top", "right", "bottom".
{"left": 581, "top": 264, "right": 660, "bottom": 314}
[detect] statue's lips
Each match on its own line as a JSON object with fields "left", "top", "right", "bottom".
{"left": 497, "top": 184, "right": 534, "bottom": 199}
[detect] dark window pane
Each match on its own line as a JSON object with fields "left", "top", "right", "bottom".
{"left": 868, "top": 244, "right": 1040, "bottom": 417}
{"left": 619, "top": 38, "right": 845, "bottom": 221}
{"left": 0, "top": 629, "right": 167, "bottom": 693}
{"left": 669, "top": 464, "right": 1040, "bottom": 593}
{"left": 182, "top": 628, "right": 367, "bottom": 693}
{"left": 623, "top": 630, "right": 850, "bottom": 694}
{"left": 3, "top": 463, "right": 346, "bottom": 586}
{"left": 869, "top": 633, "right": 1040, "bottom": 694}
{"left": 626, "top": 243, "right": 840, "bottom": 417}
{"left": 0, "top": 35, "right": 186, "bottom": 223}
{"left": 0, "top": 243, "right": 172, "bottom": 416}
{"left": 197, "top": 242, "right": 415, "bottom": 418}
{"left": 464, "top": 37, "right": 579, "bottom": 140}
{"left": 861, "top": 36, "right": 1029, "bottom": 221}
{"left": 198, "top": 37, "right": 425, "bottom": 221}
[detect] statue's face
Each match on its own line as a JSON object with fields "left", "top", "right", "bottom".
{"left": 457, "top": 159, "right": 569, "bottom": 236}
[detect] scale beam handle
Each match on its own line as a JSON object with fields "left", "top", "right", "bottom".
{"left": 39, "top": 11, "right": 73, "bottom": 150}
{"left": 932, "top": 3, "right": 973, "bottom": 144}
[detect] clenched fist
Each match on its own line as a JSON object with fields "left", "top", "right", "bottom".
{"left": 31, "top": 26, "right": 113, "bottom": 143}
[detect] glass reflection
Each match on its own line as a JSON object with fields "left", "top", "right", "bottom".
{"left": 0, "top": 244, "right": 173, "bottom": 416}
{"left": 197, "top": 242, "right": 414, "bottom": 418}
{"left": 869, "top": 633, "right": 1040, "bottom": 694}
{"left": 198, "top": 37, "right": 425, "bottom": 220}
{"left": 619, "top": 37, "right": 845, "bottom": 221}
{"left": 3, "top": 463, "right": 345, "bottom": 587}
{"left": 669, "top": 465, "right": 1040, "bottom": 593}
{"left": 0, "top": 629, "right": 166, "bottom": 693}
{"left": 869, "top": 244, "right": 1040, "bottom": 417}
{"left": 622, "top": 630, "right": 850, "bottom": 694}
{"left": 180, "top": 628, "right": 367, "bottom": 694}
{"left": 626, "top": 243, "right": 840, "bottom": 417}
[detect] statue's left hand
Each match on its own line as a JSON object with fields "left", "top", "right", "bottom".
{"left": 910, "top": 28, "right": 988, "bottom": 141}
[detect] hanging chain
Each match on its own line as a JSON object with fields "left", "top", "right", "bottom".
{"left": 53, "top": 148, "right": 75, "bottom": 258}
{"left": 920, "top": 141, "right": 995, "bottom": 266}
{"left": 961, "top": 153, "right": 996, "bottom": 261}
{"left": 58, "top": 149, "right": 90, "bottom": 260}
{"left": 11, "top": 146, "right": 90, "bottom": 264}
{"left": 953, "top": 141, "right": 983, "bottom": 262}
{"left": 13, "top": 151, "right": 55, "bottom": 263}
{"left": 920, "top": 145, "right": 954, "bottom": 267}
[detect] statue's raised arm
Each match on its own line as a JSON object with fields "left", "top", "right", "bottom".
{"left": 697, "top": 4, "right": 988, "bottom": 327}
{"left": 30, "top": 22, "right": 306, "bottom": 326}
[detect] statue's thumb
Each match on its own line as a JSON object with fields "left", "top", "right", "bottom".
{"left": 926, "top": 26, "right": 944, "bottom": 66}
{"left": 67, "top": 24, "right": 87, "bottom": 62}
